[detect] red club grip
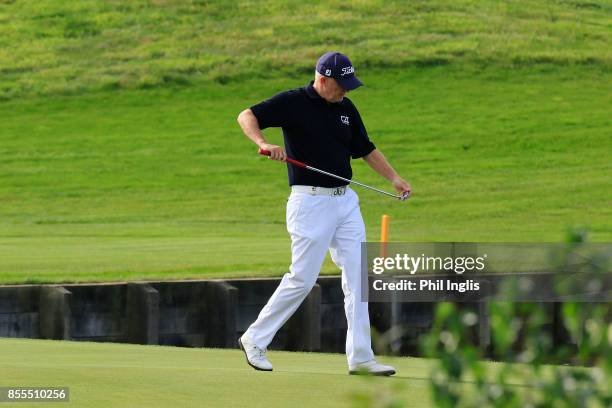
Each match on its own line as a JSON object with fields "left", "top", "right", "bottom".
{"left": 258, "top": 148, "right": 306, "bottom": 168}
{"left": 258, "top": 148, "right": 272, "bottom": 156}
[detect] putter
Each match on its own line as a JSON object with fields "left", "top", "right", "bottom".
{"left": 258, "top": 149, "right": 410, "bottom": 201}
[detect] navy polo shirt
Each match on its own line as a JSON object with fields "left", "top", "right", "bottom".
{"left": 250, "top": 81, "right": 376, "bottom": 187}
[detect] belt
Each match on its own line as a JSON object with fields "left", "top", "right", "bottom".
{"left": 291, "top": 185, "right": 348, "bottom": 196}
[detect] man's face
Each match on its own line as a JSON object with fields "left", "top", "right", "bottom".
{"left": 322, "top": 77, "right": 347, "bottom": 103}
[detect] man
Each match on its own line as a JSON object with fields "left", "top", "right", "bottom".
{"left": 236, "top": 51, "right": 411, "bottom": 376}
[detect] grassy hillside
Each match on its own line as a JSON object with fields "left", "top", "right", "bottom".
{"left": 1, "top": 0, "right": 610, "bottom": 100}
{"left": 0, "top": 1, "right": 610, "bottom": 283}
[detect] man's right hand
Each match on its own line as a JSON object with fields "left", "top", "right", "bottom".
{"left": 259, "top": 143, "right": 287, "bottom": 161}
{"left": 237, "top": 109, "right": 286, "bottom": 161}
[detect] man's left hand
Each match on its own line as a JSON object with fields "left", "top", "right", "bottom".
{"left": 392, "top": 177, "right": 412, "bottom": 199}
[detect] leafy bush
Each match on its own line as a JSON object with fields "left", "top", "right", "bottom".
{"left": 353, "top": 231, "right": 611, "bottom": 407}
{"left": 421, "top": 232, "right": 611, "bottom": 407}
{"left": 423, "top": 300, "right": 610, "bottom": 407}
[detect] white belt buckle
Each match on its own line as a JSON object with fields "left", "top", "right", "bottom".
{"left": 333, "top": 186, "right": 346, "bottom": 196}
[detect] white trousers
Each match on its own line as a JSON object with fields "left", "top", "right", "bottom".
{"left": 244, "top": 187, "right": 375, "bottom": 366}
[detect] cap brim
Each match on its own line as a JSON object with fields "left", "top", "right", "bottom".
{"left": 336, "top": 75, "right": 363, "bottom": 91}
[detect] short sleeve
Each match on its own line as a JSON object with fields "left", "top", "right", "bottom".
{"left": 348, "top": 103, "right": 376, "bottom": 159}
{"left": 250, "top": 91, "right": 294, "bottom": 129}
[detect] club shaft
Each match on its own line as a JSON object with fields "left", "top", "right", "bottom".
{"left": 258, "top": 148, "right": 405, "bottom": 200}
{"left": 305, "top": 165, "right": 401, "bottom": 199}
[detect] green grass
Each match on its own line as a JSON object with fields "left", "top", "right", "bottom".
{"left": 0, "top": 338, "right": 432, "bottom": 408}
{"left": 0, "top": 338, "right": 514, "bottom": 408}
{"left": 1, "top": 65, "right": 610, "bottom": 284}
{"left": 0, "top": 1, "right": 610, "bottom": 284}
{"left": 1, "top": 0, "right": 610, "bottom": 100}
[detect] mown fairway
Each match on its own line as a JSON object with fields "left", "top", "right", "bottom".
{"left": 0, "top": 1, "right": 610, "bottom": 283}
{"left": 0, "top": 338, "right": 592, "bottom": 408}
{"left": 0, "top": 338, "right": 435, "bottom": 408}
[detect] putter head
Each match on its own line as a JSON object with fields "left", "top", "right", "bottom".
{"left": 399, "top": 191, "right": 410, "bottom": 201}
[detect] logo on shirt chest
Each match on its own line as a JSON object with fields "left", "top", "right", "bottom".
{"left": 340, "top": 115, "right": 350, "bottom": 125}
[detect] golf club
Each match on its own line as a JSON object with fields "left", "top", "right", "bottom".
{"left": 258, "top": 149, "right": 410, "bottom": 201}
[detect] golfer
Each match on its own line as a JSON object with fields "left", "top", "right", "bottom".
{"left": 237, "top": 51, "right": 411, "bottom": 375}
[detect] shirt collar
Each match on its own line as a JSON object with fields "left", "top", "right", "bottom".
{"left": 304, "top": 80, "right": 345, "bottom": 106}
{"left": 305, "top": 81, "right": 321, "bottom": 99}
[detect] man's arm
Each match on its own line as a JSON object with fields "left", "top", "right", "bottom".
{"left": 363, "top": 149, "right": 412, "bottom": 197}
{"left": 237, "top": 109, "right": 286, "bottom": 161}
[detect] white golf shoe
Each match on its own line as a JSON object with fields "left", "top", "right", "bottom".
{"left": 349, "top": 360, "right": 396, "bottom": 376}
{"left": 238, "top": 335, "right": 273, "bottom": 371}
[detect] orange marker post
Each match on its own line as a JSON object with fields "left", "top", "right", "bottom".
{"left": 380, "top": 214, "right": 389, "bottom": 258}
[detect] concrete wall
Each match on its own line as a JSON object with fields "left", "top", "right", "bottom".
{"left": 0, "top": 277, "right": 567, "bottom": 358}
{"left": 70, "top": 284, "right": 126, "bottom": 342}
{"left": 0, "top": 286, "right": 40, "bottom": 338}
